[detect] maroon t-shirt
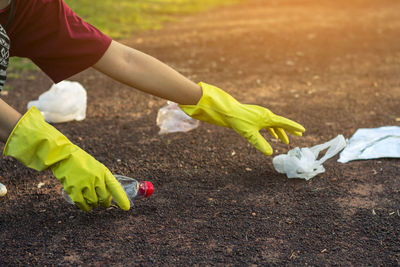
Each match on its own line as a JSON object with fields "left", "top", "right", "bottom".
{"left": 0, "top": 0, "right": 112, "bottom": 83}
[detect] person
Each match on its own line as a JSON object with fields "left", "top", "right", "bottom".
{"left": 0, "top": 0, "right": 305, "bottom": 211}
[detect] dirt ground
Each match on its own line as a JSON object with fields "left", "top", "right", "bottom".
{"left": 1, "top": 0, "right": 399, "bottom": 265}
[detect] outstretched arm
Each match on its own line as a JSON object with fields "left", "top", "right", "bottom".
{"left": 93, "top": 40, "right": 202, "bottom": 105}
{"left": 92, "top": 40, "right": 305, "bottom": 155}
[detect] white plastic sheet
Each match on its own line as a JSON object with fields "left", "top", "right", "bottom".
{"left": 273, "top": 135, "right": 347, "bottom": 180}
{"left": 27, "top": 80, "right": 87, "bottom": 123}
{"left": 338, "top": 126, "right": 400, "bottom": 163}
{"left": 156, "top": 101, "right": 199, "bottom": 134}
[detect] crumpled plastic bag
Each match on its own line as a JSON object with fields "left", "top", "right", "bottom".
{"left": 338, "top": 126, "right": 400, "bottom": 163}
{"left": 156, "top": 101, "right": 199, "bottom": 134}
{"left": 273, "top": 135, "right": 347, "bottom": 180}
{"left": 27, "top": 80, "right": 87, "bottom": 123}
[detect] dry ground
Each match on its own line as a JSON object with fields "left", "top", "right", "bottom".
{"left": 1, "top": 0, "right": 399, "bottom": 265}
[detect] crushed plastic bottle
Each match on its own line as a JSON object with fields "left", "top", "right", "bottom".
{"left": 61, "top": 175, "right": 154, "bottom": 207}
{"left": 156, "top": 101, "right": 199, "bottom": 134}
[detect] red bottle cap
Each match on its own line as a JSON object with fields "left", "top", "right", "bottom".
{"left": 140, "top": 181, "right": 153, "bottom": 197}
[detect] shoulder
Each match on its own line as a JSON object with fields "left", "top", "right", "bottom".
{"left": 14, "top": 0, "right": 64, "bottom": 15}
{"left": 12, "top": 0, "right": 75, "bottom": 25}
{"left": 15, "top": 0, "right": 66, "bottom": 13}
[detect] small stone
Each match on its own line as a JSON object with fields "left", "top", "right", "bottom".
{"left": 0, "top": 183, "right": 7, "bottom": 197}
{"left": 307, "top": 33, "right": 316, "bottom": 39}
{"left": 286, "top": 60, "right": 295, "bottom": 66}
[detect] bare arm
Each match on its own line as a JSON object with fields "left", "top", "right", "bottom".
{"left": 0, "top": 98, "right": 22, "bottom": 143}
{"left": 92, "top": 40, "right": 202, "bottom": 105}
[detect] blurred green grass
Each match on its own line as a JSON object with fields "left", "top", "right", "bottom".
{"left": 65, "top": 0, "right": 242, "bottom": 39}
{"left": 8, "top": 0, "right": 242, "bottom": 75}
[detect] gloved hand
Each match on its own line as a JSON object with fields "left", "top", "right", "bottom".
{"left": 3, "top": 106, "right": 130, "bottom": 211}
{"left": 179, "top": 82, "right": 305, "bottom": 155}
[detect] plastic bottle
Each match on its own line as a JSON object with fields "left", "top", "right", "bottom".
{"left": 156, "top": 101, "right": 199, "bottom": 134}
{"left": 61, "top": 174, "right": 154, "bottom": 207}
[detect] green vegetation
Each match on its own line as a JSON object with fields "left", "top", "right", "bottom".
{"left": 8, "top": 0, "right": 241, "bottom": 74}
{"left": 64, "top": 0, "right": 242, "bottom": 39}
{"left": 9, "top": 58, "right": 39, "bottom": 73}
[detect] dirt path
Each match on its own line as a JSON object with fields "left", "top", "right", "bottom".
{"left": 1, "top": 0, "right": 399, "bottom": 265}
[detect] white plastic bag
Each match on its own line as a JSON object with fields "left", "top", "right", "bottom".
{"left": 273, "top": 135, "right": 347, "bottom": 180}
{"left": 338, "top": 126, "right": 400, "bottom": 163}
{"left": 27, "top": 80, "right": 87, "bottom": 123}
{"left": 156, "top": 101, "right": 199, "bottom": 134}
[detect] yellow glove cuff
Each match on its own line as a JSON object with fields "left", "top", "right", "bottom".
{"left": 4, "top": 106, "right": 74, "bottom": 171}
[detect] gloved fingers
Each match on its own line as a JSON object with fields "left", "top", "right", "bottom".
{"left": 274, "top": 128, "right": 289, "bottom": 144}
{"left": 270, "top": 115, "right": 305, "bottom": 133}
{"left": 267, "top": 128, "right": 278, "bottom": 139}
{"left": 105, "top": 172, "right": 130, "bottom": 211}
{"left": 95, "top": 184, "right": 113, "bottom": 208}
{"left": 75, "top": 201, "right": 91, "bottom": 212}
{"left": 70, "top": 189, "right": 91, "bottom": 212}
{"left": 245, "top": 130, "right": 273, "bottom": 155}
{"left": 285, "top": 130, "right": 303, "bottom": 137}
{"left": 82, "top": 187, "right": 99, "bottom": 209}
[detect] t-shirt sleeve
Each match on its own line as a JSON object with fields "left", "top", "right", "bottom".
{"left": 8, "top": 0, "right": 112, "bottom": 83}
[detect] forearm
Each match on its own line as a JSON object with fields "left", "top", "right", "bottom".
{"left": 93, "top": 41, "right": 202, "bottom": 105}
{"left": 0, "top": 98, "right": 21, "bottom": 143}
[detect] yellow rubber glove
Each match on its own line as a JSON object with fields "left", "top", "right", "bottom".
{"left": 3, "top": 107, "right": 130, "bottom": 211}
{"left": 179, "top": 82, "right": 305, "bottom": 155}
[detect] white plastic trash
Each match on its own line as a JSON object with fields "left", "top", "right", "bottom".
{"left": 273, "top": 135, "right": 347, "bottom": 180}
{"left": 156, "top": 101, "right": 199, "bottom": 134}
{"left": 27, "top": 80, "right": 87, "bottom": 123}
{"left": 338, "top": 126, "right": 400, "bottom": 163}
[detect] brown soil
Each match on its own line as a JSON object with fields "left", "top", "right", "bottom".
{"left": 1, "top": 0, "right": 399, "bottom": 265}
